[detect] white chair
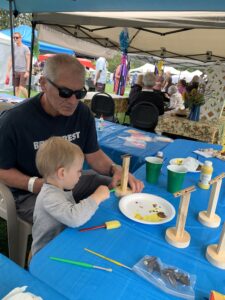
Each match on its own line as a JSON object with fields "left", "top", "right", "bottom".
{"left": 0, "top": 182, "right": 32, "bottom": 268}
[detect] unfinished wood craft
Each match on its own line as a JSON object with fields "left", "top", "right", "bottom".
{"left": 198, "top": 173, "right": 225, "bottom": 228}
{"left": 165, "top": 186, "right": 196, "bottom": 248}
{"left": 115, "top": 154, "right": 132, "bottom": 197}
{"left": 206, "top": 222, "right": 225, "bottom": 269}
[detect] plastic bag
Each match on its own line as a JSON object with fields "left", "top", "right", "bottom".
{"left": 132, "top": 255, "right": 196, "bottom": 300}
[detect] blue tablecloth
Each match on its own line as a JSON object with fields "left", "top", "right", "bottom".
{"left": 0, "top": 254, "right": 66, "bottom": 299}
{"left": 97, "top": 121, "right": 171, "bottom": 172}
{"left": 30, "top": 139, "right": 225, "bottom": 299}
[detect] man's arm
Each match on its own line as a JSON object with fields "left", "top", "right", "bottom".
{"left": 6, "top": 57, "right": 12, "bottom": 77}
{"left": 85, "top": 149, "right": 144, "bottom": 192}
{"left": 94, "top": 70, "right": 101, "bottom": 85}
{"left": 0, "top": 168, "right": 44, "bottom": 194}
{"left": 24, "top": 52, "right": 31, "bottom": 79}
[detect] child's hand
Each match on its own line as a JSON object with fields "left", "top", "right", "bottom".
{"left": 91, "top": 185, "right": 110, "bottom": 205}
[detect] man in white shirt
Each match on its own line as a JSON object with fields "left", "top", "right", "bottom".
{"left": 94, "top": 57, "right": 107, "bottom": 92}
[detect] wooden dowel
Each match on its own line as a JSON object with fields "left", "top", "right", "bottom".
{"left": 209, "top": 173, "right": 225, "bottom": 185}
{"left": 175, "top": 193, "right": 191, "bottom": 238}
{"left": 206, "top": 180, "right": 222, "bottom": 219}
{"left": 173, "top": 185, "right": 195, "bottom": 198}
{"left": 216, "top": 223, "right": 225, "bottom": 255}
{"left": 121, "top": 155, "right": 131, "bottom": 193}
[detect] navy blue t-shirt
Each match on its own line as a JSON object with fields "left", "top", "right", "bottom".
{"left": 0, "top": 93, "right": 99, "bottom": 195}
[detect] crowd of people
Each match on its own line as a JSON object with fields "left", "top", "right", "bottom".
{"left": 127, "top": 70, "right": 204, "bottom": 117}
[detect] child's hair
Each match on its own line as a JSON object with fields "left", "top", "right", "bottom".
{"left": 36, "top": 136, "right": 84, "bottom": 178}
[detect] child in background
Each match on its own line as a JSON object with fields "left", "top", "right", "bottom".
{"left": 31, "top": 136, "right": 109, "bottom": 256}
{"left": 167, "top": 85, "right": 185, "bottom": 111}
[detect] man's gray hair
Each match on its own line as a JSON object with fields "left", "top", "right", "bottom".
{"left": 168, "top": 85, "right": 178, "bottom": 95}
{"left": 43, "top": 54, "right": 85, "bottom": 82}
{"left": 143, "top": 72, "right": 156, "bottom": 88}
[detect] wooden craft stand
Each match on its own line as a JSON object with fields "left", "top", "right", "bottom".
{"left": 206, "top": 222, "right": 225, "bottom": 269}
{"left": 165, "top": 186, "right": 196, "bottom": 248}
{"left": 198, "top": 173, "right": 225, "bottom": 228}
{"left": 115, "top": 154, "right": 132, "bottom": 197}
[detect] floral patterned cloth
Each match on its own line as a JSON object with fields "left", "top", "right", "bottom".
{"left": 156, "top": 115, "right": 225, "bottom": 145}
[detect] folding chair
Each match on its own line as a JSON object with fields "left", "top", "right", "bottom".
{"left": 0, "top": 182, "right": 32, "bottom": 268}
{"left": 91, "top": 92, "right": 115, "bottom": 122}
{"left": 130, "top": 101, "right": 159, "bottom": 132}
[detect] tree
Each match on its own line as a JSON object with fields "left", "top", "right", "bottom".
{"left": 0, "top": 10, "right": 32, "bottom": 30}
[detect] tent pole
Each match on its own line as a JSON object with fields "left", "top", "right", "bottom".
{"left": 9, "top": 0, "right": 15, "bottom": 96}
{"left": 28, "top": 21, "right": 36, "bottom": 98}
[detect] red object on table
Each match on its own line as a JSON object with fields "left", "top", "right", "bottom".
{"left": 79, "top": 224, "right": 106, "bottom": 232}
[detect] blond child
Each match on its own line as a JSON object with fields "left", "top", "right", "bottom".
{"left": 31, "top": 136, "right": 109, "bottom": 256}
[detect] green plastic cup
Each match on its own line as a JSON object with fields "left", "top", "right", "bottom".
{"left": 145, "top": 157, "right": 163, "bottom": 184}
{"left": 167, "top": 165, "right": 187, "bottom": 193}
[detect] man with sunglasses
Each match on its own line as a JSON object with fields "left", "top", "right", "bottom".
{"left": 0, "top": 54, "right": 144, "bottom": 224}
{"left": 5, "top": 32, "right": 30, "bottom": 98}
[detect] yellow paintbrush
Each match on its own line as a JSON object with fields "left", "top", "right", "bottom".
{"left": 84, "top": 248, "right": 132, "bottom": 270}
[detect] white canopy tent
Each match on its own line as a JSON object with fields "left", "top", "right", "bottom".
{"left": 129, "top": 63, "right": 180, "bottom": 75}
{"left": 33, "top": 11, "right": 225, "bottom": 63}
{"left": 0, "top": 32, "right": 11, "bottom": 89}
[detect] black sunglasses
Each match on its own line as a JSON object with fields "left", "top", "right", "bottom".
{"left": 47, "top": 78, "right": 87, "bottom": 99}
{"left": 13, "top": 36, "right": 20, "bottom": 40}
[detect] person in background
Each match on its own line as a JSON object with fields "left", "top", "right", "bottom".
{"left": 177, "top": 79, "right": 187, "bottom": 99}
{"left": 94, "top": 57, "right": 107, "bottom": 92}
{"left": 113, "top": 64, "right": 121, "bottom": 93}
{"left": 0, "top": 54, "right": 143, "bottom": 224}
{"left": 167, "top": 85, "right": 185, "bottom": 111}
{"left": 127, "top": 72, "right": 164, "bottom": 115}
{"left": 31, "top": 137, "right": 109, "bottom": 256}
{"left": 128, "top": 73, "right": 143, "bottom": 106}
{"left": 153, "top": 74, "right": 170, "bottom": 103}
{"left": 162, "top": 71, "right": 173, "bottom": 94}
{"left": 5, "top": 32, "right": 30, "bottom": 98}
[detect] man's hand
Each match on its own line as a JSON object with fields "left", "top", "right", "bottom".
{"left": 24, "top": 71, "right": 29, "bottom": 79}
{"left": 110, "top": 165, "right": 144, "bottom": 193}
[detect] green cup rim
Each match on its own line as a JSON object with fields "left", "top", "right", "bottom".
{"left": 167, "top": 165, "right": 188, "bottom": 173}
{"left": 145, "top": 156, "right": 163, "bottom": 164}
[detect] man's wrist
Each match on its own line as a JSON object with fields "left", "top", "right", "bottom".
{"left": 28, "top": 176, "right": 38, "bottom": 193}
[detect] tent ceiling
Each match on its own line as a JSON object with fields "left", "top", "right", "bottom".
{"left": 1, "top": 1, "right": 225, "bottom": 13}
{"left": 34, "top": 12, "right": 225, "bottom": 62}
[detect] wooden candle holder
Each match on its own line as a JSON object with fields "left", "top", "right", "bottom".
{"left": 165, "top": 186, "right": 196, "bottom": 248}
{"left": 115, "top": 154, "right": 132, "bottom": 197}
{"left": 198, "top": 173, "right": 225, "bottom": 228}
{"left": 206, "top": 222, "right": 225, "bottom": 269}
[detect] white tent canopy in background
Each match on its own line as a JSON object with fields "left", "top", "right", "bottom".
{"left": 33, "top": 12, "right": 225, "bottom": 63}
{"left": 172, "top": 70, "right": 202, "bottom": 83}
{"left": 129, "top": 63, "right": 180, "bottom": 75}
{"left": 0, "top": 32, "right": 11, "bottom": 89}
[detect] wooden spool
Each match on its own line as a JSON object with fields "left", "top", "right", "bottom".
{"left": 115, "top": 154, "right": 132, "bottom": 197}
{"left": 165, "top": 186, "right": 196, "bottom": 248}
{"left": 198, "top": 173, "right": 225, "bottom": 228}
{"left": 206, "top": 222, "right": 225, "bottom": 269}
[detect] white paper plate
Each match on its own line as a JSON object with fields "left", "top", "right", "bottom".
{"left": 119, "top": 193, "right": 175, "bottom": 225}
{"left": 169, "top": 158, "right": 203, "bottom": 173}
